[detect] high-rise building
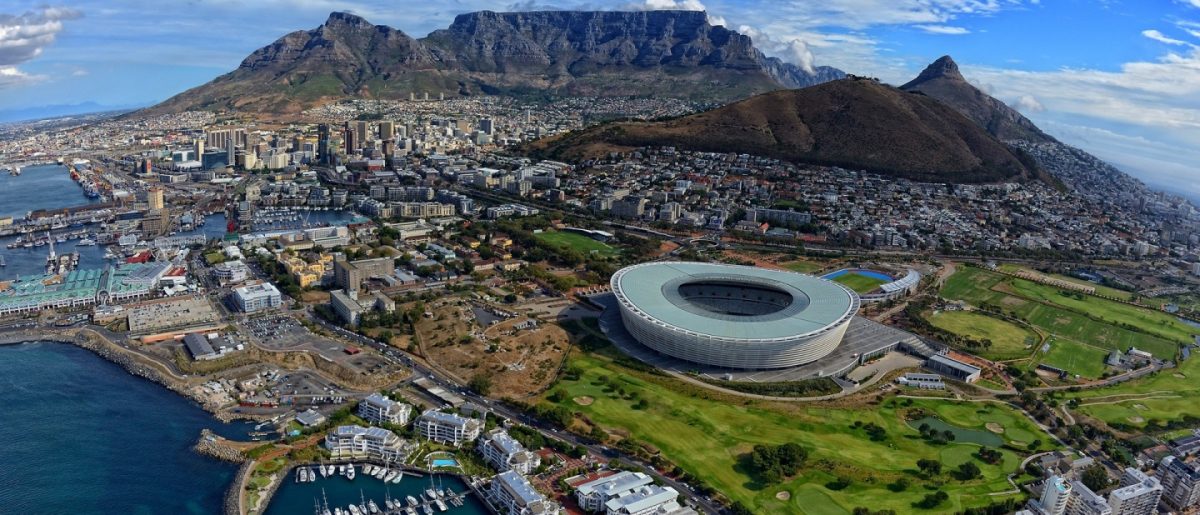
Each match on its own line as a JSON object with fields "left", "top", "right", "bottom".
{"left": 355, "top": 121, "right": 370, "bottom": 146}
{"left": 1041, "top": 476, "right": 1073, "bottom": 515}
{"left": 478, "top": 118, "right": 494, "bottom": 135}
{"left": 378, "top": 120, "right": 395, "bottom": 140}
{"left": 1159, "top": 456, "right": 1200, "bottom": 510}
{"left": 1067, "top": 480, "right": 1112, "bottom": 515}
{"left": 147, "top": 186, "right": 164, "bottom": 210}
{"left": 317, "top": 124, "right": 331, "bottom": 164}
{"left": 1108, "top": 468, "right": 1162, "bottom": 515}
{"left": 344, "top": 128, "right": 356, "bottom": 154}
{"left": 194, "top": 139, "right": 204, "bottom": 157}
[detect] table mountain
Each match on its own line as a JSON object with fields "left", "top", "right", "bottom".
{"left": 144, "top": 10, "right": 843, "bottom": 116}
{"left": 525, "top": 77, "right": 1040, "bottom": 183}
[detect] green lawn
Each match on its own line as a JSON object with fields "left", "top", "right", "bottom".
{"left": 996, "top": 264, "right": 1134, "bottom": 301}
{"left": 926, "top": 310, "right": 1038, "bottom": 361}
{"left": 1038, "top": 338, "right": 1111, "bottom": 379}
{"left": 1065, "top": 354, "right": 1200, "bottom": 430}
{"left": 783, "top": 260, "right": 824, "bottom": 274}
{"left": 940, "top": 267, "right": 1183, "bottom": 360}
{"left": 547, "top": 351, "right": 1043, "bottom": 513}
{"left": 832, "top": 272, "right": 889, "bottom": 294}
{"left": 534, "top": 231, "right": 619, "bottom": 257}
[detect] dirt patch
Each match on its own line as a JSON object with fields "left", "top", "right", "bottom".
{"left": 1128, "top": 416, "right": 1145, "bottom": 424}
{"left": 1133, "top": 404, "right": 1149, "bottom": 411}
{"left": 1175, "top": 373, "right": 1187, "bottom": 379}
{"left": 415, "top": 300, "right": 569, "bottom": 398}
{"left": 1001, "top": 296, "right": 1025, "bottom": 307}
{"left": 1053, "top": 317, "right": 1071, "bottom": 326}
{"left": 775, "top": 491, "right": 791, "bottom": 501}
{"left": 985, "top": 422, "right": 1005, "bottom": 434}
{"left": 300, "top": 290, "right": 330, "bottom": 303}
{"left": 573, "top": 396, "right": 594, "bottom": 406}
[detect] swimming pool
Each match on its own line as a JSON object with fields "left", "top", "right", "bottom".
{"left": 431, "top": 458, "right": 459, "bottom": 467}
{"left": 822, "top": 268, "right": 894, "bottom": 281}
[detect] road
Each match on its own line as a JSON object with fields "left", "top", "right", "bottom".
{"left": 303, "top": 311, "right": 722, "bottom": 514}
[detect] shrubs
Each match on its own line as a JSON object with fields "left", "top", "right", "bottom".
{"left": 974, "top": 448, "right": 1003, "bottom": 465}
{"left": 747, "top": 442, "right": 809, "bottom": 484}
{"left": 913, "top": 491, "right": 949, "bottom": 509}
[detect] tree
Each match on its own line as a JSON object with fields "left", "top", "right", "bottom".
{"left": 956, "top": 461, "right": 982, "bottom": 480}
{"left": 468, "top": 374, "right": 492, "bottom": 395}
{"left": 1081, "top": 464, "right": 1111, "bottom": 492}
{"left": 917, "top": 458, "right": 942, "bottom": 477}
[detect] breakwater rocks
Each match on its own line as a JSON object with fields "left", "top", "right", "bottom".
{"left": 226, "top": 461, "right": 254, "bottom": 515}
{"left": 195, "top": 429, "right": 247, "bottom": 464}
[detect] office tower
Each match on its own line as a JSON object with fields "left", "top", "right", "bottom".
{"left": 147, "top": 186, "right": 164, "bottom": 210}
{"left": 317, "top": 123, "right": 330, "bottom": 164}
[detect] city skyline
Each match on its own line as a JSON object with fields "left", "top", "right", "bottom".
{"left": 0, "top": 0, "right": 1197, "bottom": 198}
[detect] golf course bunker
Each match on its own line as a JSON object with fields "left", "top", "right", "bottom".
{"left": 776, "top": 491, "right": 791, "bottom": 501}
{"left": 1128, "top": 416, "right": 1145, "bottom": 424}
{"left": 909, "top": 417, "right": 1004, "bottom": 447}
{"left": 574, "top": 396, "right": 595, "bottom": 406}
{"left": 985, "top": 422, "right": 1005, "bottom": 434}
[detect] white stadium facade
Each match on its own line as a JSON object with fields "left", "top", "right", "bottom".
{"left": 610, "top": 262, "right": 860, "bottom": 370}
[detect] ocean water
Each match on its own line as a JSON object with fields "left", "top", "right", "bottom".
{"left": 0, "top": 342, "right": 248, "bottom": 514}
{"left": 0, "top": 164, "right": 97, "bottom": 220}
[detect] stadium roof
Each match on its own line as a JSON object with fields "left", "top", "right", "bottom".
{"left": 613, "top": 262, "right": 856, "bottom": 341}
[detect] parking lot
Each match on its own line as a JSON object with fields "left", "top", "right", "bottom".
{"left": 245, "top": 314, "right": 311, "bottom": 350}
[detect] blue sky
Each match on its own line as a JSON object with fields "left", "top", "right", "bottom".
{"left": 2, "top": 0, "right": 1198, "bottom": 196}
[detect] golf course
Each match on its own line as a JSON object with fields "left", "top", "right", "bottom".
{"left": 543, "top": 348, "right": 1047, "bottom": 513}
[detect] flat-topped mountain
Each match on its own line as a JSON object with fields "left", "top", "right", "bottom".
{"left": 143, "top": 10, "right": 844, "bottom": 116}
{"left": 525, "top": 77, "right": 1040, "bottom": 183}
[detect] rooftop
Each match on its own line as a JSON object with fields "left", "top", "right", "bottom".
{"left": 612, "top": 262, "right": 857, "bottom": 341}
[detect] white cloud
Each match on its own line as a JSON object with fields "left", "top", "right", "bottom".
{"left": 914, "top": 24, "right": 971, "bottom": 35}
{"left": 625, "top": 0, "right": 707, "bottom": 10}
{"left": 1143, "top": 29, "right": 1189, "bottom": 46}
{"left": 0, "top": 65, "right": 44, "bottom": 87}
{"left": 0, "top": 7, "right": 81, "bottom": 67}
{"left": 1010, "top": 94, "right": 1044, "bottom": 113}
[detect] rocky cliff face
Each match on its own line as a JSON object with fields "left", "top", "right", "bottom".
{"left": 144, "top": 10, "right": 844, "bottom": 115}
{"left": 901, "top": 56, "right": 1053, "bottom": 144}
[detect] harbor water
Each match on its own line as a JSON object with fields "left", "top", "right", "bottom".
{"left": 264, "top": 471, "right": 488, "bottom": 515}
{"left": 0, "top": 341, "right": 254, "bottom": 513}
{"left": 0, "top": 164, "right": 98, "bottom": 220}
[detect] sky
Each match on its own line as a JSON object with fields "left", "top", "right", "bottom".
{"left": 1, "top": 0, "right": 1198, "bottom": 197}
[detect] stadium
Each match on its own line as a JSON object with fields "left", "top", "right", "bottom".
{"left": 610, "top": 262, "right": 861, "bottom": 370}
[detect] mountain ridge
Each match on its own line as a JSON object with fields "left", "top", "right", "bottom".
{"left": 524, "top": 77, "right": 1039, "bottom": 183}
{"left": 143, "top": 10, "right": 844, "bottom": 116}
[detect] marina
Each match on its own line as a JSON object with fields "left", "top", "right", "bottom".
{"left": 265, "top": 469, "right": 487, "bottom": 515}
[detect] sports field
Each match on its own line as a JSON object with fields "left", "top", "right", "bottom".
{"left": 940, "top": 267, "right": 1184, "bottom": 360}
{"left": 546, "top": 350, "right": 1043, "bottom": 513}
{"left": 831, "top": 272, "right": 889, "bottom": 294}
{"left": 782, "top": 260, "right": 824, "bottom": 274}
{"left": 534, "top": 230, "right": 619, "bottom": 257}
{"left": 1064, "top": 353, "right": 1200, "bottom": 429}
{"left": 926, "top": 310, "right": 1038, "bottom": 361}
{"left": 996, "top": 264, "right": 1134, "bottom": 301}
{"left": 1038, "top": 338, "right": 1110, "bottom": 379}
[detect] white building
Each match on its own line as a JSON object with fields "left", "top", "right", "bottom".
{"left": 416, "top": 409, "right": 482, "bottom": 446}
{"left": 576, "top": 472, "right": 656, "bottom": 512}
{"left": 232, "top": 282, "right": 281, "bottom": 313}
{"left": 1040, "top": 476, "right": 1073, "bottom": 515}
{"left": 1108, "top": 468, "right": 1162, "bottom": 515}
{"left": 212, "top": 260, "right": 249, "bottom": 284}
{"left": 357, "top": 393, "right": 411, "bottom": 426}
{"left": 324, "top": 425, "right": 415, "bottom": 462}
{"left": 1066, "top": 480, "right": 1111, "bottom": 515}
{"left": 488, "top": 470, "right": 558, "bottom": 515}
{"left": 603, "top": 485, "right": 689, "bottom": 515}
{"left": 478, "top": 428, "right": 540, "bottom": 475}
